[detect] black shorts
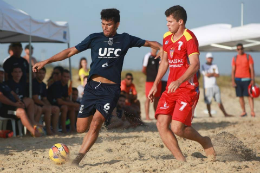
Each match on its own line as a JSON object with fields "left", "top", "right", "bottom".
{"left": 0, "top": 105, "right": 19, "bottom": 120}
{"left": 235, "top": 80, "right": 250, "bottom": 97}
{"left": 77, "top": 80, "right": 121, "bottom": 120}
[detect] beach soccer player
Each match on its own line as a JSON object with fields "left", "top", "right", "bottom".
{"left": 148, "top": 5, "right": 216, "bottom": 161}
{"left": 33, "top": 8, "right": 163, "bottom": 165}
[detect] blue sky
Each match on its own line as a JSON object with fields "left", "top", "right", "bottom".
{"left": 0, "top": 0, "right": 260, "bottom": 75}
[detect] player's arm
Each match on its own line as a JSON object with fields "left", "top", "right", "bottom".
{"left": 168, "top": 54, "right": 200, "bottom": 93}
{"left": 143, "top": 41, "right": 163, "bottom": 58}
{"left": 249, "top": 63, "right": 255, "bottom": 86}
{"left": 11, "top": 91, "right": 20, "bottom": 102}
{"left": 148, "top": 52, "right": 168, "bottom": 102}
{"left": 33, "top": 47, "right": 79, "bottom": 72}
{"left": 231, "top": 60, "right": 236, "bottom": 87}
{"left": 142, "top": 66, "right": 147, "bottom": 75}
{"left": 0, "top": 92, "right": 23, "bottom": 108}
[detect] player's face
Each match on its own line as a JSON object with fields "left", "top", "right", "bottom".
{"left": 0, "top": 71, "right": 4, "bottom": 82}
{"left": 36, "top": 69, "right": 46, "bottom": 82}
{"left": 72, "top": 91, "right": 78, "bottom": 102}
{"left": 81, "top": 60, "right": 87, "bottom": 68}
{"left": 237, "top": 46, "right": 244, "bottom": 55}
{"left": 53, "top": 69, "right": 62, "bottom": 81}
{"left": 12, "top": 46, "right": 23, "bottom": 57}
{"left": 166, "top": 15, "right": 181, "bottom": 34}
{"left": 61, "top": 72, "right": 70, "bottom": 84}
{"left": 25, "top": 48, "right": 33, "bottom": 55}
{"left": 101, "top": 19, "right": 119, "bottom": 37}
{"left": 125, "top": 75, "right": 133, "bottom": 86}
{"left": 118, "top": 97, "right": 126, "bottom": 108}
{"left": 206, "top": 57, "right": 213, "bottom": 64}
{"left": 11, "top": 68, "right": 23, "bottom": 81}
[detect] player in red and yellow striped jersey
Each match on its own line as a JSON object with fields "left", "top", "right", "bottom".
{"left": 148, "top": 5, "right": 216, "bottom": 162}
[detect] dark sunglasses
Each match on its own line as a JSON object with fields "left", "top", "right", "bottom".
{"left": 126, "top": 78, "right": 133, "bottom": 81}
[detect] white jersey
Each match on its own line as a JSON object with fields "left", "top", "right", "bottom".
{"left": 201, "top": 63, "right": 219, "bottom": 88}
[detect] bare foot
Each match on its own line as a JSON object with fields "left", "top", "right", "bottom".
{"left": 209, "top": 114, "right": 213, "bottom": 118}
{"left": 32, "top": 130, "right": 42, "bottom": 137}
{"left": 202, "top": 136, "right": 216, "bottom": 161}
{"left": 251, "top": 112, "right": 255, "bottom": 117}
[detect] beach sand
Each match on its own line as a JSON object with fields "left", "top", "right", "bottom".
{"left": 0, "top": 85, "right": 260, "bottom": 173}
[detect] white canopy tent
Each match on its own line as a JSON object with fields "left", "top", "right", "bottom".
{"left": 0, "top": 0, "right": 70, "bottom": 97}
{"left": 191, "top": 23, "right": 260, "bottom": 52}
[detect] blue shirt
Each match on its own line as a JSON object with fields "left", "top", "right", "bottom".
{"left": 32, "top": 78, "right": 47, "bottom": 99}
{"left": 47, "top": 81, "right": 68, "bottom": 105}
{"left": 75, "top": 32, "right": 145, "bottom": 84}
{"left": 6, "top": 79, "right": 28, "bottom": 99}
{"left": 0, "top": 82, "right": 16, "bottom": 105}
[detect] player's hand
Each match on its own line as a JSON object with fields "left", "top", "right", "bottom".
{"left": 155, "top": 47, "right": 163, "bottom": 59}
{"left": 168, "top": 80, "right": 181, "bottom": 93}
{"left": 15, "top": 101, "right": 25, "bottom": 108}
{"left": 232, "top": 81, "right": 237, "bottom": 87}
{"left": 148, "top": 85, "right": 157, "bottom": 103}
{"left": 32, "top": 61, "right": 47, "bottom": 72}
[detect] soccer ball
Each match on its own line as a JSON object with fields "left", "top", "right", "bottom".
{"left": 49, "top": 143, "right": 70, "bottom": 164}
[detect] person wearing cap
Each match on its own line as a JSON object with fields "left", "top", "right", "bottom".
{"left": 202, "top": 53, "right": 233, "bottom": 117}
{"left": 0, "top": 66, "right": 41, "bottom": 137}
{"left": 232, "top": 43, "right": 255, "bottom": 117}
{"left": 23, "top": 44, "right": 37, "bottom": 66}
{"left": 3, "top": 42, "right": 29, "bottom": 83}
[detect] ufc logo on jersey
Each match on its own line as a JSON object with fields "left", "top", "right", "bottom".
{"left": 98, "top": 48, "right": 121, "bottom": 58}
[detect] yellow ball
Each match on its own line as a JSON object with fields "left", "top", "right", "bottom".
{"left": 49, "top": 143, "right": 70, "bottom": 164}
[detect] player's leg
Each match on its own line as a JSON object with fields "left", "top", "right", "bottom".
{"left": 156, "top": 114, "right": 186, "bottom": 161}
{"left": 60, "top": 105, "right": 68, "bottom": 133}
{"left": 248, "top": 97, "right": 255, "bottom": 117}
{"left": 239, "top": 97, "right": 246, "bottom": 116}
{"left": 22, "top": 97, "right": 36, "bottom": 125}
{"left": 145, "top": 98, "right": 150, "bottom": 120}
{"left": 153, "top": 82, "right": 162, "bottom": 111}
{"left": 51, "top": 106, "right": 60, "bottom": 134}
{"left": 205, "top": 88, "right": 213, "bottom": 117}
{"left": 42, "top": 105, "right": 53, "bottom": 135}
{"left": 236, "top": 80, "right": 247, "bottom": 116}
{"left": 34, "top": 105, "right": 42, "bottom": 123}
{"left": 72, "top": 111, "right": 104, "bottom": 165}
{"left": 68, "top": 106, "right": 76, "bottom": 132}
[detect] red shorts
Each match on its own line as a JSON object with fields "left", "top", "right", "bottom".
{"left": 155, "top": 87, "right": 199, "bottom": 126}
{"left": 145, "top": 82, "right": 162, "bottom": 97}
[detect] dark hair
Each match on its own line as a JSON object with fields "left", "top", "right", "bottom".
{"left": 165, "top": 5, "right": 187, "bottom": 24}
{"left": 236, "top": 43, "right": 243, "bottom": 48}
{"left": 47, "top": 66, "right": 64, "bottom": 82}
{"left": 62, "top": 69, "right": 70, "bottom": 75}
{"left": 125, "top": 73, "right": 133, "bottom": 78}
{"left": 119, "top": 94, "right": 126, "bottom": 99}
{"left": 72, "top": 87, "right": 78, "bottom": 92}
{"left": 83, "top": 76, "right": 88, "bottom": 80}
{"left": 25, "top": 44, "right": 34, "bottom": 50}
{"left": 11, "top": 42, "right": 22, "bottom": 48}
{"left": 101, "top": 8, "right": 120, "bottom": 23}
{"left": 39, "top": 67, "right": 46, "bottom": 73}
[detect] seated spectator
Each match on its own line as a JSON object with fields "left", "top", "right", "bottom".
{"left": 47, "top": 66, "right": 64, "bottom": 88}
{"left": 121, "top": 73, "right": 141, "bottom": 113}
{"left": 0, "top": 66, "right": 41, "bottom": 137}
{"left": 32, "top": 67, "right": 60, "bottom": 135}
{"left": 3, "top": 44, "right": 13, "bottom": 64}
{"left": 106, "top": 95, "right": 131, "bottom": 130}
{"left": 77, "top": 76, "right": 88, "bottom": 102}
{"left": 47, "top": 69, "right": 79, "bottom": 133}
{"left": 6, "top": 66, "right": 41, "bottom": 126}
{"left": 72, "top": 87, "right": 81, "bottom": 104}
{"left": 23, "top": 44, "right": 37, "bottom": 66}
{"left": 3, "top": 42, "right": 29, "bottom": 82}
{"left": 78, "top": 57, "right": 90, "bottom": 86}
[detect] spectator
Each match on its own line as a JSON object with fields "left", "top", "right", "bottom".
{"left": 72, "top": 87, "right": 80, "bottom": 104}
{"left": 23, "top": 44, "right": 37, "bottom": 66}
{"left": 232, "top": 43, "right": 255, "bottom": 117}
{"left": 121, "top": 73, "right": 140, "bottom": 110}
{"left": 202, "top": 53, "right": 233, "bottom": 117}
{"left": 47, "top": 69, "right": 79, "bottom": 133}
{"left": 77, "top": 76, "right": 88, "bottom": 102}
{"left": 47, "top": 66, "right": 64, "bottom": 87}
{"left": 0, "top": 67, "right": 41, "bottom": 137}
{"left": 3, "top": 42, "right": 29, "bottom": 82}
{"left": 106, "top": 94, "right": 131, "bottom": 129}
{"left": 32, "top": 67, "right": 60, "bottom": 135}
{"left": 78, "top": 57, "right": 90, "bottom": 86}
{"left": 2, "top": 44, "right": 14, "bottom": 64}
{"left": 6, "top": 66, "right": 42, "bottom": 126}
{"left": 142, "top": 48, "right": 161, "bottom": 120}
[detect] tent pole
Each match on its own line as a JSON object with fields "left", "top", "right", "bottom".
{"left": 29, "top": 35, "right": 32, "bottom": 98}
{"left": 68, "top": 43, "right": 72, "bottom": 80}
{"left": 241, "top": 3, "right": 244, "bottom": 26}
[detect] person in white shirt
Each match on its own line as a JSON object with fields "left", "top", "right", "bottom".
{"left": 202, "top": 53, "right": 233, "bottom": 117}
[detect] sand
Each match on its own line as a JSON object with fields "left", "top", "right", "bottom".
{"left": 0, "top": 87, "right": 260, "bottom": 173}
